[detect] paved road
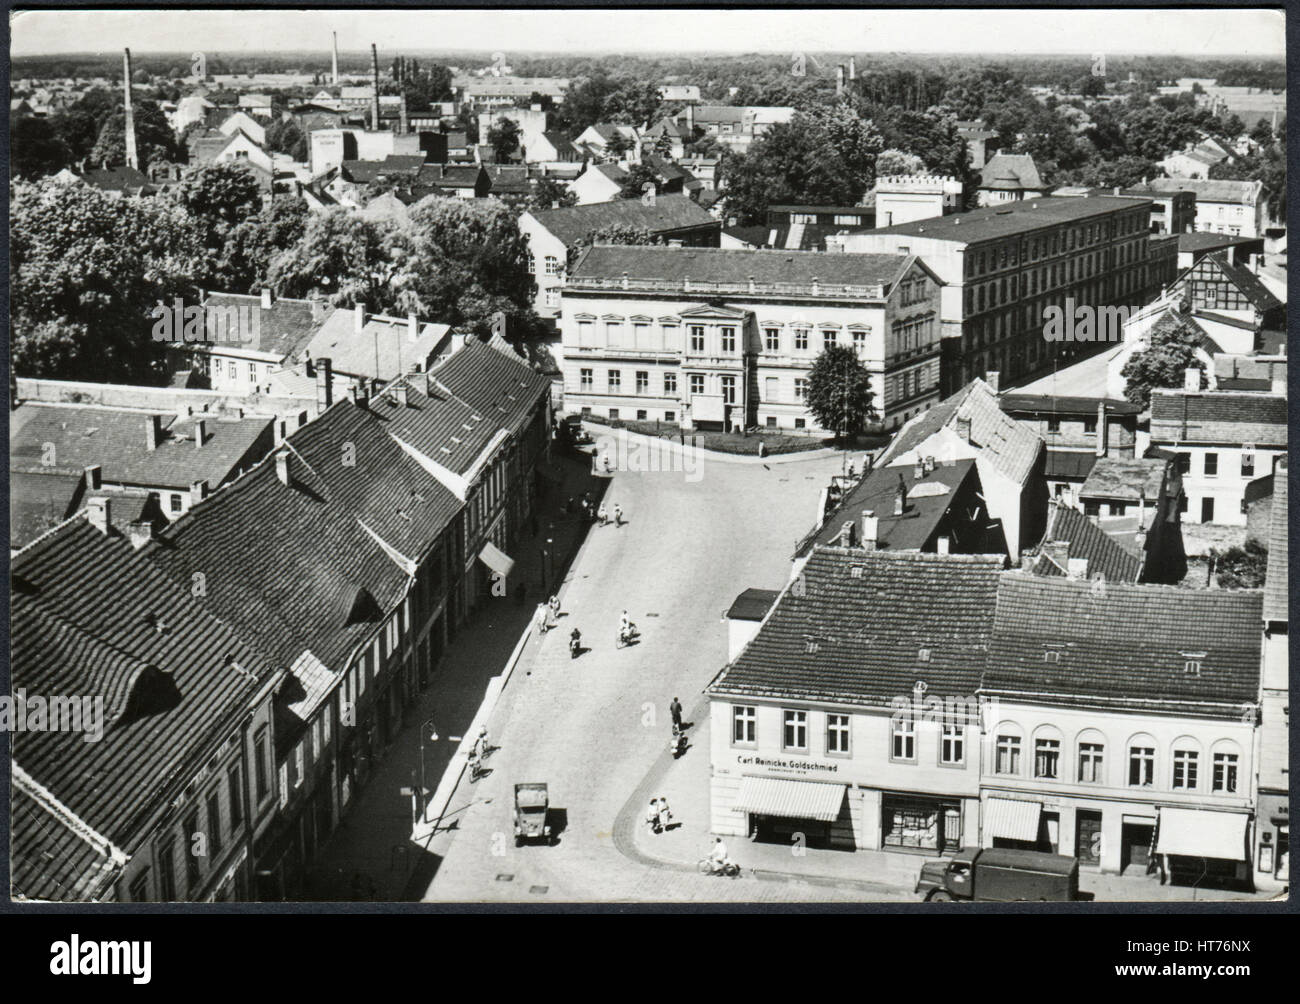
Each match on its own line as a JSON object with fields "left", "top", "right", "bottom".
{"left": 424, "top": 446, "right": 850, "bottom": 903}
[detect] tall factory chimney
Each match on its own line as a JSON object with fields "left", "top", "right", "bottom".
{"left": 332, "top": 32, "right": 340, "bottom": 85}
{"left": 122, "top": 48, "right": 139, "bottom": 170}
{"left": 371, "top": 43, "right": 381, "bottom": 130}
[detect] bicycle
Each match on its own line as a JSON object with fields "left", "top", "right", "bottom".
{"left": 697, "top": 857, "right": 741, "bottom": 877}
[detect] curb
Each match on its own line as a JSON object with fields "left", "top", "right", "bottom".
{"left": 583, "top": 423, "right": 849, "bottom": 467}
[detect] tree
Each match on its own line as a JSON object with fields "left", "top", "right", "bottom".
{"left": 875, "top": 148, "right": 926, "bottom": 177}
{"left": 1120, "top": 310, "right": 1206, "bottom": 409}
{"left": 604, "top": 129, "right": 632, "bottom": 159}
{"left": 1212, "top": 537, "right": 1269, "bottom": 589}
{"left": 487, "top": 116, "right": 523, "bottom": 164}
{"left": 265, "top": 118, "right": 307, "bottom": 161}
{"left": 565, "top": 224, "right": 662, "bottom": 269}
{"left": 527, "top": 177, "right": 578, "bottom": 213}
{"left": 10, "top": 117, "right": 74, "bottom": 177}
{"left": 805, "top": 345, "right": 877, "bottom": 440}
{"left": 617, "top": 162, "right": 662, "bottom": 200}
{"left": 1249, "top": 117, "right": 1276, "bottom": 146}
{"left": 214, "top": 198, "right": 310, "bottom": 293}
{"left": 170, "top": 162, "right": 265, "bottom": 281}
{"left": 10, "top": 178, "right": 202, "bottom": 382}
{"left": 267, "top": 208, "right": 408, "bottom": 313}
{"left": 88, "top": 97, "right": 175, "bottom": 170}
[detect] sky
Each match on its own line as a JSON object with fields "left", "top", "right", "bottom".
{"left": 10, "top": 7, "right": 1287, "bottom": 58}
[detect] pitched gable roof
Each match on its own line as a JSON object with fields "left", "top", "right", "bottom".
{"left": 528, "top": 193, "right": 717, "bottom": 245}
{"left": 980, "top": 152, "right": 1044, "bottom": 191}
{"left": 1149, "top": 389, "right": 1287, "bottom": 446}
{"left": 203, "top": 292, "right": 333, "bottom": 359}
{"left": 1031, "top": 501, "right": 1143, "bottom": 583}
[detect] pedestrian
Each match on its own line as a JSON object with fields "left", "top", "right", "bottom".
{"left": 669, "top": 696, "right": 683, "bottom": 732}
{"left": 646, "top": 799, "right": 661, "bottom": 834}
{"left": 548, "top": 594, "right": 561, "bottom": 623}
{"left": 597, "top": 502, "right": 608, "bottom": 526}
{"left": 476, "top": 725, "right": 491, "bottom": 758}
{"left": 613, "top": 503, "right": 623, "bottom": 527}
{"left": 657, "top": 796, "right": 673, "bottom": 831}
{"left": 535, "top": 601, "right": 550, "bottom": 633}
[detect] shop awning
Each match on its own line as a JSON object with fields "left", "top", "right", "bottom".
{"left": 984, "top": 797, "right": 1042, "bottom": 842}
{"left": 733, "top": 776, "right": 845, "bottom": 822}
{"left": 1155, "top": 808, "right": 1249, "bottom": 861}
{"left": 478, "top": 542, "right": 515, "bottom": 579}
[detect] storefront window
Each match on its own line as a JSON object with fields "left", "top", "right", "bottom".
{"left": 882, "top": 794, "right": 962, "bottom": 851}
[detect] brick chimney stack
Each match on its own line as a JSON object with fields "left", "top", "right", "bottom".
{"left": 127, "top": 520, "right": 154, "bottom": 551}
{"left": 194, "top": 418, "right": 207, "bottom": 449}
{"left": 316, "top": 356, "right": 334, "bottom": 411}
{"left": 860, "top": 510, "right": 878, "bottom": 550}
{"left": 87, "top": 497, "right": 111, "bottom": 536}
{"left": 145, "top": 414, "right": 162, "bottom": 451}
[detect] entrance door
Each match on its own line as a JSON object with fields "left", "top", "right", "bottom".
{"left": 752, "top": 814, "right": 830, "bottom": 850}
{"left": 1121, "top": 823, "right": 1154, "bottom": 873}
{"left": 1076, "top": 810, "right": 1103, "bottom": 865}
{"left": 1039, "top": 812, "right": 1060, "bottom": 854}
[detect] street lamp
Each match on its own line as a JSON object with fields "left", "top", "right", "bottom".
{"left": 417, "top": 716, "right": 440, "bottom": 822}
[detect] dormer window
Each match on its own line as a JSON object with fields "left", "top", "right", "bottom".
{"left": 1043, "top": 649, "right": 1060, "bottom": 664}
{"left": 918, "top": 648, "right": 931, "bottom": 663}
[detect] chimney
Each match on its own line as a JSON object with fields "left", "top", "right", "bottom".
{"left": 355, "top": 301, "right": 367, "bottom": 334}
{"left": 848, "top": 56, "right": 856, "bottom": 80}
{"left": 861, "top": 510, "right": 878, "bottom": 549}
{"left": 936, "top": 535, "right": 951, "bottom": 555}
{"left": 316, "top": 356, "right": 333, "bottom": 410}
{"left": 260, "top": 288, "right": 273, "bottom": 309}
{"left": 194, "top": 418, "right": 207, "bottom": 448}
{"left": 1067, "top": 556, "right": 1089, "bottom": 580}
{"left": 400, "top": 92, "right": 409, "bottom": 134}
{"left": 275, "top": 450, "right": 291, "bottom": 487}
{"left": 839, "top": 521, "right": 855, "bottom": 547}
{"left": 393, "top": 382, "right": 410, "bottom": 408}
{"left": 923, "top": 455, "right": 935, "bottom": 475}
{"left": 1095, "top": 401, "right": 1107, "bottom": 458}
{"left": 836, "top": 65, "right": 845, "bottom": 96}
{"left": 1272, "top": 375, "right": 1287, "bottom": 395}
{"left": 332, "top": 31, "right": 340, "bottom": 85}
{"left": 83, "top": 464, "right": 102, "bottom": 490}
{"left": 894, "top": 473, "right": 907, "bottom": 516}
{"left": 87, "top": 497, "right": 111, "bottom": 536}
{"left": 407, "top": 312, "right": 419, "bottom": 342}
{"left": 127, "top": 519, "right": 154, "bottom": 551}
{"left": 371, "top": 43, "right": 382, "bottom": 131}
{"left": 956, "top": 415, "right": 972, "bottom": 442}
{"left": 1183, "top": 367, "right": 1200, "bottom": 392}
{"left": 984, "top": 370, "right": 1000, "bottom": 393}
{"left": 685, "top": 102, "right": 694, "bottom": 133}
{"left": 190, "top": 480, "right": 209, "bottom": 505}
{"left": 914, "top": 459, "right": 924, "bottom": 479}
{"left": 310, "top": 296, "right": 328, "bottom": 324}
{"left": 1044, "top": 539, "right": 1070, "bottom": 569}
{"left": 1134, "top": 528, "right": 1148, "bottom": 552}
{"left": 145, "top": 414, "right": 163, "bottom": 451}
{"left": 122, "top": 49, "right": 139, "bottom": 171}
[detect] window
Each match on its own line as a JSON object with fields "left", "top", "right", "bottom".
{"left": 545, "top": 288, "right": 560, "bottom": 308}
{"left": 607, "top": 369, "right": 621, "bottom": 392}
{"left": 1204, "top": 452, "right": 1218, "bottom": 477}
{"left": 543, "top": 255, "right": 561, "bottom": 276}
{"left": 1241, "top": 454, "right": 1255, "bottom": 477}
{"left": 1078, "top": 741, "right": 1105, "bottom": 783}
{"left": 720, "top": 376, "right": 736, "bottom": 404}
{"left": 157, "top": 839, "right": 176, "bottom": 901}
{"left": 794, "top": 378, "right": 808, "bottom": 401}
{"left": 579, "top": 368, "right": 593, "bottom": 391}
{"left": 170, "top": 493, "right": 183, "bottom": 513}
{"left": 822, "top": 329, "right": 837, "bottom": 349}
{"left": 1034, "top": 737, "right": 1061, "bottom": 779}
{"left": 254, "top": 728, "right": 270, "bottom": 802}
{"left": 663, "top": 372, "right": 677, "bottom": 393}
{"left": 782, "top": 709, "right": 808, "bottom": 751}
{"left": 635, "top": 371, "right": 649, "bottom": 394}
{"left": 891, "top": 715, "right": 916, "bottom": 761}
{"left": 764, "top": 376, "right": 779, "bottom": 402}
{"left": 995, "top": 734, "right": 1021, "bottom": 775}
{"left": 689, "top": 374, "right": 704, "bottom": 396}
{"left": 940, "top": 723, "right": 964, "bottom": 765}
{"left": 1172, "top": 748, "right": 1199, "bottom": 790}
{"left": 764, "top": 328, "right": 780, "bottom": 352}
{"left": 526, "top": 252, "right": 536, "bottom": 274}
{"left": 1201, "top": 497, "right": 1215, "bottom": 523}
{"left": 1213, "top": 751, "right": 1239, "bottom": 793}
{"left": 1083, "top": 417, "right": 1097, "bottom": 434}
{"left": 794, "top": 328, "right": 809, "bottom": 351}
{"left": 1046, "top": 418, "right": 1060, "bottom": 433}
{"left": 766, "top": 416, "right": 777, "bottom": 428}
{"left": 228, "top": 766, "right": 243, "bottom": 830}
{"left": 732, "top": 705, "right": 756, "bottom": 745}
{"left": 636, "top": 409, "right": 647, "bottom": 421}
{"left": 794, "top": 418, "right": 806, "bottom": 429}
{"left": 826, "top": 713, "right": 850, "bottom": 755}
{"left": 183, "top": 811, "right": 201, "bottom": 888}
{"left": 853, "top": 329, "right": 867, "bottom": 354}
{"left": 1128, "top": 743, "right": 1155, "bottom": 787}
{"left": 605, "top": 320, "right": 623, "bottom": 343}
{"left": 665, "top": 411, "right": 675, "bottom": 422}
{"left": 689, "top": 325, "right": 705, "bottom": 352}
{"left": 206, "top": 791, "right": 223, "bottom": 857}
{"left": 790, "top": 213, "right": 816, "bottom": 224}
{"left": 720, "top": 327, "right": 736, "bottom": 353}
{"left": 608, "top": 408, "right": 619, "bottom": 420}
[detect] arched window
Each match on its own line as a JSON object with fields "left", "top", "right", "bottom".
{"left": 1032, "top": 725, "right": 1063, "bottom": 780}
{"left": 1171, "top": 736, "right": 1202, "bottom": 791}
{"left": 1210, "top": 739, "right": 1242, "bottom": 794}
{"left": 994, "top": 722, "right": 1023, "bottom": 776}
{"left": 1127, "top": 733, "right": 1157, "bottom": 788}
{"left": 1075, "top": 729, "right": 1107, "bottom": 785}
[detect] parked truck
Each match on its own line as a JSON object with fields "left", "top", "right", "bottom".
{"left": 916, "top": 847, "right": 1080, "bottom": 902}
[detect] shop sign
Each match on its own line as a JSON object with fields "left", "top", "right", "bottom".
{"left": 736, "top": 753, "right": 840, "bottom": 775}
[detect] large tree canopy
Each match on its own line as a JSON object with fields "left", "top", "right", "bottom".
{"left": 805, "top": 344, "right": 878, "bottom": 440}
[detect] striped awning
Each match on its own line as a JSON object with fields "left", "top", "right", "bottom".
{"left": 734, "top": 776, "right": 845, "bottom": 822}
{"left": 984, "top": 797, "right": 1043, "bottom": 842}
{"left": 1155, "top": 808, "right": 1249, "bottom": 861}
{"left": 478, "top": 541, "right": 515, "bottom": 579}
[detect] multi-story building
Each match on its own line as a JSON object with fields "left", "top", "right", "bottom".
{"left": 561, "top": 245, "right": 944, "bottom": 433}
{"left": 1053, "top": 185, "right": 1197, "bottom": 236}
{"left": 874, "top": 175, "right": 963, "bottom": 227}
{"left": 843, "top": 195, "right": 1173, "bottom": 395}
{"left": 975, "top": 153, "right": 1045, "bottom": 206}
{"left": 980, "top": 573, "right": 1261, "bottom": 885}
{"left": 1255, "top": 459, "right": 1288, "bottom": 890}
{"left": 194, "top": 290, "right": 335, "bottom": 394}
{"left": 1136, "top": 178, "right": 1266, "bottom": 239}
{"left": 707, "top": 548, "right": 1003, "bottom": 855}
{"left": 1149, "top": 387, "right": 1287, "bottom": 526}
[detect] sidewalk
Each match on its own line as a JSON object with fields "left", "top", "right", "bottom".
{"left": 302, "top": 451, "right": 604, "bottom": 901}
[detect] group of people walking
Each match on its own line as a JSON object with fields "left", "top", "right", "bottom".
{"left": 564, "top": 492, "right": 624, "bottom": 528}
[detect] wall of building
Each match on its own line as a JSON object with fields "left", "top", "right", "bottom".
{"left": 1158, "top": 444, "right": 1285, "bottom": 526}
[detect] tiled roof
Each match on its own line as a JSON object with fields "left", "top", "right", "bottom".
{"left": 305, "top": 310, "right": 451, "bottom": 381}
{"left": 1031, "top": 502, "right": 1142, "bottom": 583}
{"left": 483, "top": 164, "right": 532, "bottom": 193}
{"left": 1080, "top": 455, "right": 1167, "bottom": 502}
{"left": 10, "top": 403, "right": 273, "bottom": 491}
{"left": 341, "top": 155, "right": 427, "bottom": 185}
{"left": 1149, "top": 389, "right": 1287, "bottom": 446}
{"left": 1197, "top": 252, "right": 1284, "bottom": 313}
{"left": 1000, "top": 394, "right": 1142, "bottom": 417}
{"left": 809, "top": 458, "right": 979, "bottom": 553}
{"left": 864, "top": 195, "right": 1148, "bottom": 243}
{"left": 10, "top": 785, "right": 121, "bottom": 902}
{"left": 569, "top": 244, "right": 912, "bottom": 290}
{"left": 984, "top": 573, "right": 1262, "bottom": 716}
{"left": 980, "top": 153, "right": 1044, "bottom": 191}
{"left": 1044, "top": 451, "right": 1098, "bottom": 481}
{"left": 1263, "top": 461, "right": 1288, "bottom": 623}
{"left": 1178, "top": 231, "right": 1259, "bottom": 253}
{"left": 529, "top": 193, "right": 717, "bottom": 246}
{"left": 709, "top": 548, "right": 1004, "bottom": 706}
{"left": 1138, "top": 177, "right": 1261, "bottom": 204}
{"left": 11, "top": 517, "right": 278, "bottom": 849}
{"left": 879, "top": 379, "right": 1044, "bottom": 487}
{"left": 426, "top": 337, "right": 551, "bottom": 436}
{"left": 10, "top": 468, "right": 84, "bottom": 549}
{"left": 203, "top": 292, "right": 333, "bottom": 359}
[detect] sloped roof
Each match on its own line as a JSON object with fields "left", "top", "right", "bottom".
{"left": 1263, "top": 461, "right": 1288, "bottom": 623}
{"left": 1080, "top": 455, "right": 1167, "bottom": 502}
{"left": 11, "top": 785, "right": 121, "bottom": 902}
{"left": 341, "top": 155, "right": 427, "bottom": 185}
{"left": 1000, "top": 393, "right": 1141, "bottom": 417}
{"left": 879, "top": 378, "right": 1044, "bottom": 487}
{"left": 1198, "top": 252, "right": 1284, "bottom": 313}
{"left": 10, "top": 468, "right": 84, "bottom": 549}
{"left": 1043, "top": 451, "right": 1098, "bottom": 481}
{"left": 1139, "top": 177, "right": 1262, "bottom": 204}
{"left": 1031, "top": 501, "right": 1142, "bottom": 583}
{"left": 979, "top": 153, "right": 1044, "bottom": 191}
{"left": 529, "top": 193, "right": 717, "bottom": 245}
{"left": 709, "top": 548, "right": 1004, "bottom": 706}
{"left": 203, "top": 292, "right": 333, "bottom": 359}
{"left": 984, "top": 573, "right": 1262, "bottom": 716}
{"left": 865, "top": 195, "right": 1146, "bottom": 243}
{"left": 1149, "top": 389, "right": 1287, "bottom": 446}
{"left": 305, "top": 310, "right": 450, "bottom": 381}
{"left": 726, "top": 588, "right": 781, "bottom": 622}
